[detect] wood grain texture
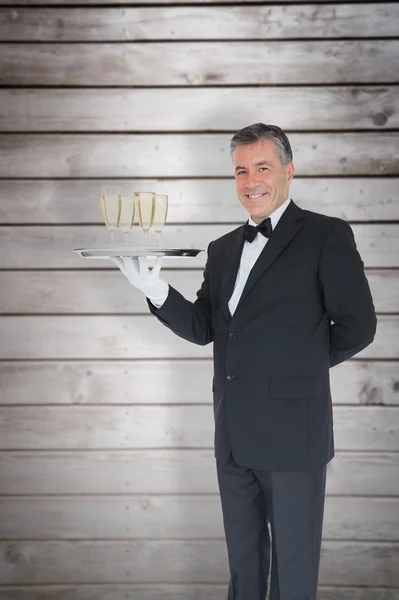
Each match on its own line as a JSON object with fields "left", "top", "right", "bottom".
{"left": 1, "top": 178, "right": 398, "bottom": 223}
{"left": 1, "top": 87, "right": 397, "bottom": 132}
{"left": 1, "top": 5, "right": 397, "bottom": 41}
{"left": 1, "top": 224, "right": 398, "bottom": 269}
{"left": 0, "top": 585, "right": 397, "bottom": 600}
{"left": 1, "top": 133, "right": 397, "bottom": 178}
{"left": 0, "top": 360, "right": 398, "bottom": 407}
{"left": 0, "top": 1, "right": 397, "bottom": 596}
{"left": 0, "top": 315, "right": 396, "bottom": 359}
{"left": 1, "top": 41, "right": 398, "bottom": 86}
{"left": 0, "top": 540, "right": 398, "bottom": 585}
{"left": 0, "top": 496, "right": 398, "bottom": 541}
{"left": 0, "top": 269, "right": 397, "bottom": 314}
{"left": 0, "top": 0, "right": 379, "bottom": 4}
{"left": 0, "top": 405, "right": 397, "bottom": 451}
{"left": 0, "top": 450, "right": 397, "bottom": 496}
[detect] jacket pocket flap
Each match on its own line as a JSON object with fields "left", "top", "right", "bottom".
{"left": 270, "top": 376, "right": 323, "bottom": 399}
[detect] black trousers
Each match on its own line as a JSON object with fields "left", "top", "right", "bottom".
{"left": 216, "top": 453, "right": 327, "bottom": 600}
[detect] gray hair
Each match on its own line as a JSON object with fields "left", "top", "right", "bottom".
{"left": 230, "top": 123, "right": 293, "bottom": 169}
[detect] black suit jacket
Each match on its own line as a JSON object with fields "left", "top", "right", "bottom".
{"left": 148, "top": 200, "right": 377, "bottom": 471}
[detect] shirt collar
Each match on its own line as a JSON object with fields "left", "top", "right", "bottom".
{"left": 248, "top": 197, "right": 291, "bottom": 230}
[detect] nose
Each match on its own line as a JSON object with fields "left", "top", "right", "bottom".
{"left": 245, "top": 176, "right": 261, "bottom": 190}
{"left": 243, "top": 170, "right": 261, "bottom": 190}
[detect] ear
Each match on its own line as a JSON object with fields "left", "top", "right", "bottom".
{"left": 286, "top": 161, "right": 295, "bottom": 185}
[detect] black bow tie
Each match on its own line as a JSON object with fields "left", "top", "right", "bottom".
{"left": 243, "top": 217, "right": 273, "bottom": 243}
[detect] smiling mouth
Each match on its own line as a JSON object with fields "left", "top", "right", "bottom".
{"left": 246, "top": 192, "right": 268, "bottom": 199}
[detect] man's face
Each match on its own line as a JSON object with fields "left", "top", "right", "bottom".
{"left": 233, "top": 138, "right": 294, "bottom": 224}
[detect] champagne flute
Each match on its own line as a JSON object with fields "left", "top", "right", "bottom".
{"left": 119, "top": 196, "right": 135, "bottom": 246}
{"left": 100, "top": 194, "right": 121, "bottom": 246}
{"left": 153, "top": 194, "right": 169, "bottom": 247}
{"left": 134, "top": 191, "right": 155, "bottom": 247}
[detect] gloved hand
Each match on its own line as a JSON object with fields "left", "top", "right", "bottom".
{"left": 112, "top": 256, "right": 169, "bottom": 305}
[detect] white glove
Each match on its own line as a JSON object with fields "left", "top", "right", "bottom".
{"left": 112, "top": 256, "right": 169, "bottom": 306}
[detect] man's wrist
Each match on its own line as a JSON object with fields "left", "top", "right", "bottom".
{"left": 145, "top": 280, "right": 169, "bottom": 307}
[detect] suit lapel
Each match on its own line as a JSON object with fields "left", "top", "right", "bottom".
{"left": 234, "top": 200, "right": 305, "bottom": 314}
{"left": 219, "top": 226, "right": 246, "bottom": 321}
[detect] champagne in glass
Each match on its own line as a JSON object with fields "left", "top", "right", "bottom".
{"left": 153, "top": 194, "right": 168, "bottom": 247}
{"left": 101, "top": 194, "right": 121, "bottom": 245}
{"left": 119, "top": 196, "right": 135, "bottom": 246}
{"left": 134, "top": 191, "right": 155, "bottom": 247}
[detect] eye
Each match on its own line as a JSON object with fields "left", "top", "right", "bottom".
{"left": 259, "top": 167, "right": 268, "bottom": 172}
{"left": 236, "top": 171, "right": 246, "bottom": 176}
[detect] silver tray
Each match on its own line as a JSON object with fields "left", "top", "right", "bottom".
{"left": 73, "top": 247, "right": 204, "bottom": 259}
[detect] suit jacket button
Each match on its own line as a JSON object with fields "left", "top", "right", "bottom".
{"left": 229, "top": 332, "right": 237, "bottom": 339}
{"left": 226, "top": 373, "right": 235, "bottom": 381}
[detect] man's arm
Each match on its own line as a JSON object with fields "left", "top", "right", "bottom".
{"left": 318, "top": 219, "right": 377, "bottom": 368}
{"left": 147, "top": 242, "right": 214, "bottom": 346}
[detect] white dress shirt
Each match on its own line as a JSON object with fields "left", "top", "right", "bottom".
{"left": 150, "top": 197, "right": 292, "bottom": 310}
{"left": 228, "top": 197, "right": 291, "bottom": 316}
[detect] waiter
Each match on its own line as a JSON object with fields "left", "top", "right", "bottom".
{"left": 113, "top": 123, "right": 377, "bottom": 600}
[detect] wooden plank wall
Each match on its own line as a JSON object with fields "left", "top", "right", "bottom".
{"left": 0, "top": 1, "right": 398, "bottom": 598}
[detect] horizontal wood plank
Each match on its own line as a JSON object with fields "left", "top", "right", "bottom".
{"left": 0, "top": 450, "right": 397, "bottom": 496}
{"left": 0, "top": 405, "right": 397, "bottom": 451}
{"left": 0, "top": 540, "right": 398, "bottom": 585}
{"left": 0, "top": 585, "right": 397, "bottom": 600}
{"left": 0, "top": 496, "right": 398, "bottom": 541}
{"left": 1, "top": 87, "right": 398, "bottom": 132}
{"left": 1, "top": 134, "right": 397, "bottom": 178}
{"left": 1, "top": 225, "right": 398, "bottom": 269}
{"left": 0, "top": 315, "right": 211, "bottom": 359}
{"left": 1, "top": 178, "right": 399, "bottom": 223}
{"left": 0, "top": 269, "right": 397, "bottom": 314}
{"left": 1, "top": 5, "right": 397, "bottom": 41}
{"left": 1, "top": 41, "right": 398, "bottom": 86}
{"left": 0, "top": 360, "right": 398, "bottom": 407}
{"left": 0, "top": 0, "right": 377, "bottom": 4}
{"left": 0, "top": 315, "right": 396, "bottom": 359}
